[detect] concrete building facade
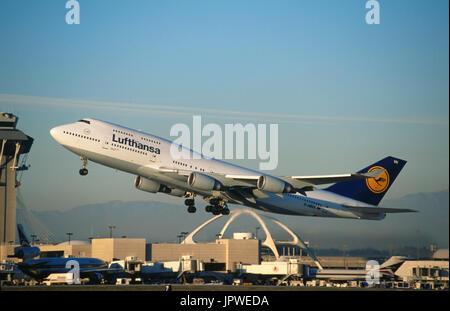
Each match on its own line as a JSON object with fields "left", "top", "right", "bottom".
{"left": 91, "top": 238, "right": 146, "bottom": 262}
{"left": 150, "top": 238, "right": 260, "bottom": 271}
{"left": 393, "top": 250, "right": 449, "bottom": 289}
{"left": 38, "top": 241, "right": 91, "bottom": 258}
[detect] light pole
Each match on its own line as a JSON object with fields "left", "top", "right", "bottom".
{"left": 416, "top": 229, "right": 421, "bottom": 259}
{"left": 343, "top": 244, "right": 347, "bottom": 268}
{"left": 30, "top": 234, "right": 37, "bottom": 245}
{"left": 66, "top": 232, "right": 73, "bottom": 245}
{"left": 255, "top": 226, "right": 260, "bottom": 240}
{"left": 108, "top": 225, "right": 116, "bottom": 238}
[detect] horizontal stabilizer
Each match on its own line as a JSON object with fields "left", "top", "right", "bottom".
{"left": 288, "top": 168, "right": 385, "bottom": 187}
{"left": 344, "top": 205, "right": 417, "bottom": 214}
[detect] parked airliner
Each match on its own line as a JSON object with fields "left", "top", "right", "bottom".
{"left": 50, "top": 118, "right": 415, "bottom": 219}
{"left": 13, "top": 224, "right": 109, "bottom": 283}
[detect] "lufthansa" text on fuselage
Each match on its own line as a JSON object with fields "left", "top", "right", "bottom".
{"left": 112, "top": 134, "right": 161, "bottom": 154}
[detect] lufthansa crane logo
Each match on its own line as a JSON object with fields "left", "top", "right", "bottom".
{"left": 366, "top": 166, "right": 389, "bottom": 194}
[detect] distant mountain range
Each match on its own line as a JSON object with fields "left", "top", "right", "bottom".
{"left": 17, "top": 189, "right": 449, "bottom": 251}
{"left": 18, "top": 199, "right": 208, "bottom": 243}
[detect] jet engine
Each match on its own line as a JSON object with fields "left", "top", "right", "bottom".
{"left": 188, "top": 172, "right": 221, "bottom": 191}
{"left": 135, "top": 176, "right": 186, "bottom": 197}
{"left": 134, "top": 176, "right": 163, "bottom": 193}
{"left": 257, "top": 175, "right": 292, "bottom": 193}
{"left": 167, "top": 188, "right": 186, "bottom": 197}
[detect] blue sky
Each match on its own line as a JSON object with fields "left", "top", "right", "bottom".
{"left": 0, "top": 0, "right": 448, "bottom": 219}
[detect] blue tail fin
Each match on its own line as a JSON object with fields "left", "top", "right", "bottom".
{"left": 17, "top": 224, "right": 30, "bottom": 247}
{"left": 325, "top": 156, "right": 407, "bottom": 206}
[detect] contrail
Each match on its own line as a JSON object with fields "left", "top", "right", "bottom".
{"left": 1, "top": 93, "right": 447, "bottom": 126}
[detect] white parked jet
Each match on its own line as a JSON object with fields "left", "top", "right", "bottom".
{"left": 50, "top": 118, "right": 415, "bottom": 219}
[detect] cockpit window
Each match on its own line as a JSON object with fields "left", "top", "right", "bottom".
{"left": 77, "top": 119, "right": 91, "bottom": 124}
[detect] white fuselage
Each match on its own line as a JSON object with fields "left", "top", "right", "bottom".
{"left": 50, "top": 118, "right": 381, "bottom": 219}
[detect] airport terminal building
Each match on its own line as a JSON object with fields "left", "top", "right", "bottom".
{"left": 24, "top": 236, "right": 260, "bottom": 272}
{"left": 150, "top": 237, "right": 261, "bottom": 271}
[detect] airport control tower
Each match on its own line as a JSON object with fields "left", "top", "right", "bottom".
{"left": 0, "top": 113, "right": 33, "bottom": 260}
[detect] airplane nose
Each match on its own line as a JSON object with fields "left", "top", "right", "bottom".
{"left": 50, "top": 126, "right": 63, "bottom": 142}
{"left": 50, "top": 127, "right": 58, "bottom": 139}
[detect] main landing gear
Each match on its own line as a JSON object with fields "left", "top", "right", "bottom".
{"left": 79, "top": 156, "right": 88, "bottom": 176}
{"left": 184, "top": 195, "right": 229, "bottom": 215}
{"left": 205, "top": 198, "right": 230, "bottom": 216}
{"left": 184, "top": 194, "right": 196, "bottom": 213}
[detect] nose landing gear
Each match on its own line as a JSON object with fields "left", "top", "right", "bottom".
{"left": 79, "top": 157, "right": 88, "bottom": 176}
{"left": 79, "top": 168, "right": 88, "bottom": 176}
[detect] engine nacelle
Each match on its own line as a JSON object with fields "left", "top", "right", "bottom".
{"left": 134, "top": 176, "right": 162, "bottom": 193}
{"left": 257, "top": 175, "right": 292, "bottom": 193}
{"left": 188, "top": 172, "right": 221, "bottom": 191}
{"left": 14, "top": 246, "right": 40, "bottom": 260}
{"left": 135, "top": 176, "right": 186, "bottom": 197}
{"left": 167, "top": 188, "right": 186, "bottom": 197}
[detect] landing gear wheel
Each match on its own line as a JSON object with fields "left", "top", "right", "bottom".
{"left": 212, "top": 206, "right": 221, "bottom": 215}
{"left": 221, "top": 208, "right": 230, "bottom": 215}
{"left": 210, "top": 198, "right": 220, "bottom": 205}
{"left": 79, "top": 168, "right": 88, "bottom": 176}
{"left": 187, "top": 205, "right": 196, "bottom": 213}
{"left": 185, "top": 199, "right": 194, "bottom": 206}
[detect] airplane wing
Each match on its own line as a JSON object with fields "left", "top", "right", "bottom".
{"left": 158, "top": 167, "right": 384, "bottom": 188}
{"left": 80, "top": 267, "right": 114, "bottom": 273}
{"left": 156, "top": 167, "right": 259, "bottom": 187}
{"left": 344, "top": 205, "right": 417, "bottom": 214}
{"left": 78, "top": 267, "right": 123, "bottom": 278}
{"left": 137, "top": 165, "right": 385, "bottom": 196}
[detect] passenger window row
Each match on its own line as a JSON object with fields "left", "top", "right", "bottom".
{"left": 172, "top": 160, "right": 205, "bottom": 172}
{"left": 113, "top": 128, "right": 133, "bottom": 137}
{"left": 112, "top": 143, "right": 148, "bottom": 155}
{"left": 63, "top": 131, "right": 100, "bottom": 142}
{"left": 141, "top": 136, "right": 161, "bottom": 145}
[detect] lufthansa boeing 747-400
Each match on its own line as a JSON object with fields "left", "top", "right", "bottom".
{"left": 50, "top": 118, "right": 415, "bottom": 219}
